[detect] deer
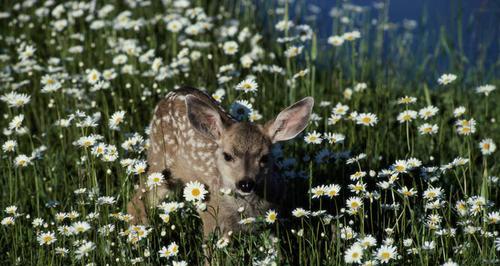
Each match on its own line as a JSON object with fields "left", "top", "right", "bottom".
{"left": 127, "top": 86, "right": 314, "bottom": 238}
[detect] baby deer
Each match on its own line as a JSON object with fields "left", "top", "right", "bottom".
{"left": 127, "top": 87, "right": 313, "bottom": 237}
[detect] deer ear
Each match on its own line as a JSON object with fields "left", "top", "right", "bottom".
{"left": 185, "top": 95, "right": 225, "bottom": 141}
{"left": 265, "top": 97, "right": 314, "bottom": 143}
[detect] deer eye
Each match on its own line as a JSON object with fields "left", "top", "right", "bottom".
{"left": 260, "top": 154, "right": 269, "bottom": 164}
{"left": 223, "top": 152, "right": 233, "bottom": 162}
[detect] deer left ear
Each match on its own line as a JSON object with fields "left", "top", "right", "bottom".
{"left": 185, "top": 95, "right": 226, "bottom": 141}
{"left": 265, "top": 97, "right": 314, "bottom": 143}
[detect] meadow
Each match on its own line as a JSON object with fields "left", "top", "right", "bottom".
{"left": 0, "top": 0, "right": 499, "bottom": 265}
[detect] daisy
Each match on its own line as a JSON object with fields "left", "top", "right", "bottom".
{"left": 249, "top": 110, "right": 263, "bottom": 122}
{"left": 183, "top": 181, "right": 208, "bottom": 202}
{"left": 328, "top": 114, "right": 342, "bottom": 125}
{"left": 5, "top": 205, "right": 18, "bottom": 215}
{"left": 356, "top": 113, "right": 378, "bottom": 126}
{"left": 284, "top": 45, "right": 303, "bottom": 58}
{"left": 423, "top": 187, "right": 443, "bottom": 200}
{"left": 393, "top": 160, "right": 409, "bottom": 173}
{"left": 310, "top": 185, "right": 327, "bottom": 198}
{"left": 479, "top": 138, "right": 496, "bottom": 155}
{"left": 292, "top": 208, "right": 310, "bottom": 218}
{"left": 343, "top": 30, "right": 361, "bottom": 41}
{"left": 1, "top": 217, "right": 15, "bottom": 226}
{"left": 86, "top": 69, "right": 101, "bottom": 84}
{"left": 75, "top": 241, "right": 96, "bottom": 259}
{"left": 324, "top": 132, "right": 345, "bottom": 144}
{"left": 397, "top": 110, "right": 417, "bottom": 123}
{"left": 453, "top": 106, "right": 466, "bottom": 117}
{"left": 238, "top": 217, "right": 256, "bottom": 225}
{"left": 359, "top": 235, "right": 377, "bottom": 249}
{"left": 236, "top": 79, "right": 258, "bottom": 93}
{"left": 375, "top": 245, "right": 397, "bottom": 264}
{"left": 1, "top": 92, "right": 31, "bottom": 108}
{"left": 332, "top": 103, "right": 349, "bottom": 115}
{"left": 442, "top": 260, "right": 459, "bottom": 266}
{"left": 304, "top": 131, "right": 322, "bottom": 144}
{"left": 346, "top": 197, "right": 363, "bottom": 212}
{"left": 487, "top": 211, "right": 500, "bottom": 224}
{"left": 418, "top": 123, "right": 438, "bottom": 135}
{"left": 398, "top": 186, "right": 417, "bottom": 197}
{"left": 397, "top": 96, "right": 417, "bottom": 105}
{"left": 14, "top": 154, "right": 32, "bottom": 167}
{"left": 328, "top": 35, "right": 344, "bottom": 46}
{"left": 418, "top": 105, "right": 439, "bottom": 120}
{"left": 168, "top": 242, "right": 179, "bottom": 257}
{"left": 265, "top": 210, "right": 278, "bottom": 224}
{"left": 8, "top": 114, "right": 24, "bottom": 131}
{"left": 326, "top": 184, "right": 341, "bottom": 198}
{"left": 475, "top": 84, "right": 496, "bottom": 96}
{"left": 167, "top": 20, "right": 183, "bottom": 33}
{"left": 37, "top": 231, "right": 57, "bottom": 245}
{"left": 222, "top": 41, "right": 238, "bottom": 55}
{"left": 146, "top": 172, "right": 164, "bottom": 189}
{"left": 344, "top": 243, "right": 363, "bottom": 264}
{"left": 437, "top": 73, "right": 457, "bottom": 85}
{"left": 109, "top": 111, "right": 126, "bottom": 130}
{"left": 216, "top": 237, "right": 230, "bottom": 249}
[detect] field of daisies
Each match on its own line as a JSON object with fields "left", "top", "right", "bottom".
{"left": 0, "top": 0, "right": 499, "bottom": 265}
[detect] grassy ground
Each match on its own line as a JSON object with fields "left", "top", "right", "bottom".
{"left": 0, "top": 0, "right": 499, "bottom": 265}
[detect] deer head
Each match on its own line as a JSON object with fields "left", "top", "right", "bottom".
{"left": 186, "top": 95, "right": 314, "bottom": 195}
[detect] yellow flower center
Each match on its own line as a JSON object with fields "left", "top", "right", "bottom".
{"left": 192, "top": 188, "right": 200, "bottom": 197}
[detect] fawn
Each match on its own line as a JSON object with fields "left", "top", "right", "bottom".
{"left": 127, "top": 87, "right": 313, "bottom": 237}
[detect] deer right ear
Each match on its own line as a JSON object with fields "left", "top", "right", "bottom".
{"left": 185, "top": 95, "right": 225, "bottom": 141}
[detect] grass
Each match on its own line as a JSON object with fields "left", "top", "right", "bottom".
{"left": 0, "top": 0, "right": 499, "bottom": 265}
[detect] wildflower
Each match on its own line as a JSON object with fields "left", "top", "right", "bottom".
{"left": 37, "top": 231, "right": 57, "bottom": 245}
{"left": 475, "top": 84, "right": 496, "bottom": 96}
{"left": 183, "top": 181, "right": 208, "bottom": 202}
{"left": 167, "top": 20, "right": 183, "bottom": 33}
{"left": 437, "top": 73, "right": 457, "bottom": 85}
{"left": 344, "top": 243, "right": 363, "bottom": 264}
{"left": 87, "top": 69, "right": 101, "bottom": 84}
{"left": 397, "top": 96, "right": 417, "bottom": 105}
{"left": 236, "top": 79, "right": 258, "bottom": 93}
{"left": 310, "top": 185, "right": 327, "bottom": 198}
{"left": 109, "top": 111, "right": 126, "bottom": 130}
{"left": 146, "top": 172, "right": 164, "bottom": 189}
{"left": 375, "top": 245, "right": 398, "bottom": 264}
{"left": 359, "top": 235, "right": 377, "bottom": 249}
{"left": 1, "top": 92, "right": 31, "bottom": 108}
{"left": 487, "top": 211, "right": 500, "bottom": 224}
{"left": 328, "top": 35, "right": 344, "bottom": 46}
{"left": 284, "top": 45, "right": 303, "bottom": 58}
{"left": 216, "top": 237, "right": 230, "bottom": 249}
{"left": 1, "top": 217, "right": 15, "bottom": 226}
{"left": 265, "top": 210, "right": 277, "bottom": 224}
{"left": 4, "top": 206, "right": 17, "bottom": 215}
{"left": 479, "top": 138, "right": 496, "bottom": 155}
{"left": 14, "top": 154, "right": 32, "bottom": 167}
{"left": 75, "top": 241, "right": 95, "bottom": 259}
{"left": 356, "top": 113, "right": 378, "bottom": 126}
{"left": 9, "top": 114, "right": 24, "bottom": 131}
{"left": 249, "top": 110, "right": 263, "bottom": 122}
{"left": 418, "top": 105, "right": 439, "bottom": 119}
{"left": 326, "top": 184, "right": 341, "bottom": 198}
{"left": 453, "top": 106, "right": 466, "bottom": 117}
{"left": 398, "top": 186, "right": 417, "bottom": 197}
{"left": 275, "top": 20, "right": 294, "bottom": 31}
{"left": 393, "top": 160, "right": 409, "bottom": 173}
{"left": 292, "top": 208, "right": 310, "bottom": 218}
{"left": 304, "top": 131, "right": 322, "bottom": 144}
{"left": 442, "top": 259, "right": 459, "bottom": 266}
{"left": 343, "top": 30, "right": 361, "bottom": 41}
{"left": 324, "top": 132, "right": 345, "bottom": 144}
{"left": 350, "top": 171, "right": 367, "bottom": 181}
{"left": 72, "top": 221, "right": 91, "bottom": 234}
{"left": 397, "top": 110, "right": 417, "bottom": 123}
{"left": 418, "top": 123, "right": 438, "bottom": 135}
{"left": 222, "top": 41, "right": 238, "bottom": 55}
{"left": 346, "top": 197, "right": 363, "bottom": 212}
{"left": 238, "top": 217, "right": 256, "bottom": 225}
{"left": 2, "top": 140, "right": 17, "bottom": 152}
{"left": 423, "top": 187, "right": 443, "bottom": 200}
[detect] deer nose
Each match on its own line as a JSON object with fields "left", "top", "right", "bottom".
{"left": 236, "top": 179, "right": 255, "bottom": 193}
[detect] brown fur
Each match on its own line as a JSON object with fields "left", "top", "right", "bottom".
{"left": 127, "top": 87, "right": 313, "bottom": 237}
